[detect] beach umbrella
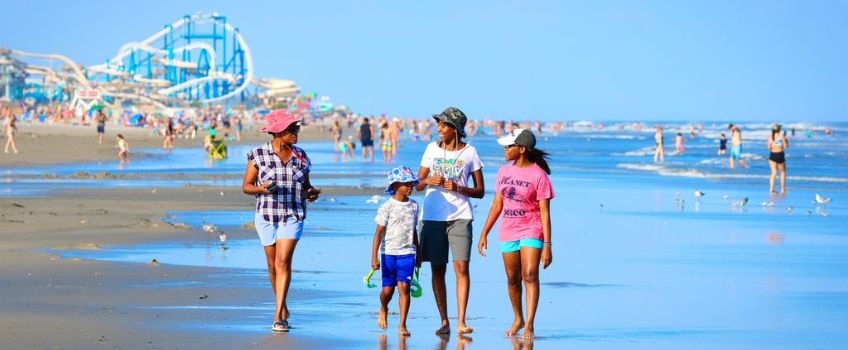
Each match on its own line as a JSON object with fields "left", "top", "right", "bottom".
{"left": 89, "top": 104, "right": 104, "bottom": 112}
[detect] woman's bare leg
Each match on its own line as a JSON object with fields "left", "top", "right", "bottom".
{"left": 502, "top": 251, "right": 524, "bottom": 336}
{"left": 520, "top": 247, "right": 542, "bottom": 339}
{"left": 273, "top": 239, "right": 298, "bottom": 323}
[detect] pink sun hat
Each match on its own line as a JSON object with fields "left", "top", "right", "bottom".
{"left": 261, "top": 109, "right": 301, "bottom": 133}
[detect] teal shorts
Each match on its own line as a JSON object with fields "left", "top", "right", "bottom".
{"left": 500, "top": 238, "right": 544, "bottom": 253}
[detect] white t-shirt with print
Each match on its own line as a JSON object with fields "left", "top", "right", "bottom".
{"left": 374, "top": 198, "right": 419, "bottom": 255}
{"left": 419, "top": 141, "right": 484, "bottom": 221}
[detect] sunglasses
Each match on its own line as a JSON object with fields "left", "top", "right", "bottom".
{"left": 283, "top": 124, "right": 301, "bottom": 134}
{"left": 503, "top": 144, "right": 519, "bottom": 150}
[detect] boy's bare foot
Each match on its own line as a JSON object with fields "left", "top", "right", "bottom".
{"left": 505, "top": 319, "right": 525, "bottom": 337}
{"left": 523, "top": 325, "right": 535, "bottom": 340}
{"left": 399, "top": 326, "right": 411, "bottom": 336}
{"left": 457, "top": 323, "right": 473, "bottom": 334}
{"left": 378, "top": 306, "right": 388, "bottom": 330}
{"left": 435, "top": 321, "right": 450, "bottom": 335}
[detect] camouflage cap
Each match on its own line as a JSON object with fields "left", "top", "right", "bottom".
{"left": 432, "top": 107, "right": 468, "bottom": 138}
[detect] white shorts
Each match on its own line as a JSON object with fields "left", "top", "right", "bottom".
{"left": 255, "top": 214, "right": 303, "bottom": 246}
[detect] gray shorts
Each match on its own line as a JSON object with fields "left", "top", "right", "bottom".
{"left": 419, "top": 219, "right": 473, "bottom": 264}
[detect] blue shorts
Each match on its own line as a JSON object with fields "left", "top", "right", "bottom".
{"left": 730, "top": 145, "right": 742, "bottom": 160}
{"left": 500, "top": 238, "right": 544, "bottom": 253}
{"left": 381, "top": 254, "right": 415, "bottom": 287}
{"left": 254, "top": 214, "right": 303, "bottom": 246}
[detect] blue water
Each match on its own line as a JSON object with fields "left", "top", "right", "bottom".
{"left": 24, "top": 121, "right": 848, "bottom": 349}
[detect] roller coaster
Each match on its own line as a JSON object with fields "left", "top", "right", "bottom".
{"left": 0, "top": 12, "right": 299, "bottom": 110}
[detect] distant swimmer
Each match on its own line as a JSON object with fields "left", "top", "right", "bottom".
{"left": 728, "top": 124, "right": 749, "bottom": 169}
{"left": 718, "top": 133, "right": 727, "bottom": 155}
{"left": 767, "top": 124, "right": 789, "bottom": 194}
{"left": 653, "top": 126, "right": 665, "bottom": 163}
{"left": 675, "top": 133, "right": 685, "bottom": 154}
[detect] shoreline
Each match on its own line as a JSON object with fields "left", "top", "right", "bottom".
{"left": 0, "top": 122, "right": 341, "bottom": 167}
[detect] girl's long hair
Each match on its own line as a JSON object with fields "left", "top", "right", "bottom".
{"left": 526, "top": 147, "right": 552, "bottom": 175}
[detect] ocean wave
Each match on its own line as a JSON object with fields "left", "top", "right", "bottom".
{"left": 617, "top": 163, "right": 848, "bottom": 183}
{"left": 614, "top": 146, "right": 655, "bottom": 156}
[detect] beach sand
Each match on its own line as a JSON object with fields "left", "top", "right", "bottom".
{"left": 0, "top": 184, "right": 378, "bottom": 349}
{"left": 2, "top": 123, "right": 846, "bottom": 349}
{"left": 0, "top": 122, "right": 335, "bottom": 167}
{"left": 1, "top": 123, "right": 375, "bottom": 348}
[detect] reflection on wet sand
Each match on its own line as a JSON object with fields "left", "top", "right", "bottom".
{"left": 510, "top": 335, "right": 535, "bottom": 350}
{"left": 378, "top": 334, "right": 408, "bottom": 350}
{"left": 435, "top": 333, "right": 473, "bottom": 350}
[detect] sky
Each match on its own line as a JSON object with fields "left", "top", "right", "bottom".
{"left": 1, "top": 0, "right": 846, "bottom": 121}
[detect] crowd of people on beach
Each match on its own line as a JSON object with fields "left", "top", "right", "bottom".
{"left": 653, "top": 122, "right": 808, "bottom": 194}
{"left": 243, "top": 107, "right": 555, "bottom": 339}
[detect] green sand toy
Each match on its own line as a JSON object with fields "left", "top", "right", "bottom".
{"left": 363, "top": 269, "right": 378, "bottom": 288}
{"left": 410, "top": 268, "right": 423, "bottom": 298}
{"left": 364, "top": 268, "right": 423, "bottom": 298}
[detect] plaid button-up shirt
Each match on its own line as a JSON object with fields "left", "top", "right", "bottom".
{"left": 248, "top": 142, "right": 312, "bottom": 224}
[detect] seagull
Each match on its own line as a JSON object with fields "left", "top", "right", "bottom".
{"left": 366, "top": 195, "right": 380, "bottom": 204}
{"left": 733, "top": 197, "right": 749, "bottom": 207}
{"left": 815, "top": 194, "right": 832, "bottom": 204}
{"left": 694, "top": 190, "right": 706, "bottom": 197}
{"left": 722, "top": 194, "right": 729, "bottom": 200}
{"left": 202, "top": 223, "right": 219, "bottom": 233}
{"left": 761, "top": 201, "right": 775, "bottom": 207}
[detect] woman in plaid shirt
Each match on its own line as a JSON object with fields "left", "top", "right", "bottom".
{"left": 242, "top": 109, "right": 320, "bottom": 333}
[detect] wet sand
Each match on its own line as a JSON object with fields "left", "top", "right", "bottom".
{"left": 0, "top": 184, "right": 377, "bottom": 349}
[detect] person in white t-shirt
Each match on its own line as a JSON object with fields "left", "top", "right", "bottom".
{"left": 415, "top": 107, "right": 485, "bottom": 335}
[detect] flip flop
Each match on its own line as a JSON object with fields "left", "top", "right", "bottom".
{"left": 410, "top": 267, "right": 423, "bottom": 298}
{"left": 363, "top": 269, "right": 378, "bottom": 288}
{"left": 272, "top": 320, "right": 290, "bottom": 332}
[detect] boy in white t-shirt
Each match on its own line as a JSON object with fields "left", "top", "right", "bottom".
{"left": 371, "top": 165, "right": 421, "bottom": 336}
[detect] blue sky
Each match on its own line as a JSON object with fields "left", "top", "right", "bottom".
{"left": 1, "top": 0, "right": 846, "bottom": 121}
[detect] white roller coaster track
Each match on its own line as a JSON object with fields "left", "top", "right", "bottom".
{"left": 107, "top": 13, "right": 254, "bottom": 103}
{"left": 8, "top": 13, "right": 256, "bottom": 105}
{"left": 10, "top": 50, "right": 91, "bottom": 86}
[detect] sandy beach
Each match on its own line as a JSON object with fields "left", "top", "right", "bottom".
{"left": 2, "top": 122, "right": 847, "bottom": 350}
{"left": 0, "top": 184, "right": 380, "bottom": 349}
{"left": 0, "top": 123, "right": 374, "bottom": 348}
{"left": 0, "top": 122, "right": 337, "bottom": 167}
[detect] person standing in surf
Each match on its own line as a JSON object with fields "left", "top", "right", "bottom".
{"left": 767, "top": 123, "right": 789, "bottom": 194}
{"left": 415, "top": 107, "right": 484, "bottom": 335}
{"left": 653, "top": 126, "right": 664, "bottom": 163}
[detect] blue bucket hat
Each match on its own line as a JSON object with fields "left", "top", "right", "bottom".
{"left": 385, "top": 165, "right": 420, "bottom": 195}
